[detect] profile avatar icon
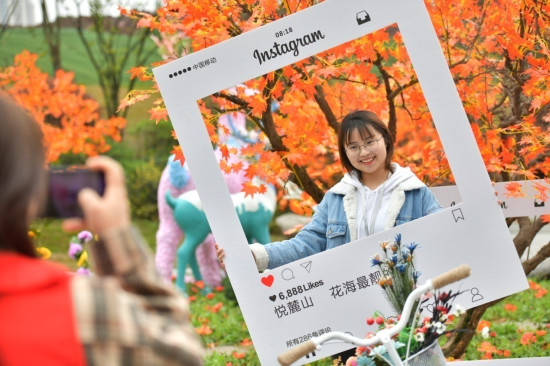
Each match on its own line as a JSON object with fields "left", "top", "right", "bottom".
{"left": 471, "top": 287, "right": 484, "bottom": 302}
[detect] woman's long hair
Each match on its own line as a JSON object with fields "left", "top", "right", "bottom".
{"left": 0, "top": 94, "right": 46, "bottom": 257}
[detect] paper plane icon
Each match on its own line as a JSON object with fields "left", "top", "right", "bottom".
{"left": 301, "top": 261, "right": 312, "bottom": 273}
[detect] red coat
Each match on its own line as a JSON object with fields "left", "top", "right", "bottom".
{"left": 0, "top": 253, "right": 85, "bottom": 366}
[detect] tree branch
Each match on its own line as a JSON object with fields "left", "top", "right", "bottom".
{"left": 523, "top": 240, "right": 550, "bottom": 275}
{"left": 372, "top": 53, "right": 397, "bottom": 140}
{"left": 313, "top": 85, "right": 339, "bottom": 134}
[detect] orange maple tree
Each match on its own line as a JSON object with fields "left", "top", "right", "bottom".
{"left": 425, "top": 0, "right": 549, "bottom": 356}
{"left": 122, "top": 0, "right": 548, "bottom": 221}
{"left": 0, "top": 51, "right": 126, "bottom": 163}
{"left": 121, "top": 0, "right": 453, "bottom": 214}
{"left": 122, "top": 0, "right": 548, "bottom": 356}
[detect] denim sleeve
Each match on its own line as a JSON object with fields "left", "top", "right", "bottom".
{"left": 265, "top": 197, "right": 330, "bottom": 269}
{"left": 422, "top": 186, "right": 442, "bottom": 215}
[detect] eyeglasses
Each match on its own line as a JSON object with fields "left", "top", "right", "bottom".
{"left": 345, "top": 136, "right": 383, "bottom": 156}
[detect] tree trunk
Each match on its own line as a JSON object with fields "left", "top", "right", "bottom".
{"left": 0, "top": 1, "right": 19, "bottom": 42}
{"left": 441, "top": 299, "right": 501, "bottom": 358}
{"left": 40, "top": 0, "right": 62, "bottom": 72}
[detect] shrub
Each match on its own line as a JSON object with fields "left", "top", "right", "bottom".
{"left": 125, "top": 158, "right": 162, "bottom": 220}
{"left": 126, "top": 119, "right": 174, "bottom": 164}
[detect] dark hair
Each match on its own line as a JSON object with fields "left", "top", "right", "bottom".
{"left": 0, "top": 94, "right": 46, "bottom": 257}
{"left": 338, "top": 110, "right": 395, "bottom": 175}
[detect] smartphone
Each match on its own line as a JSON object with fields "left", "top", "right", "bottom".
{"left": 41, "top": 166, "right": 105, "bottom": 218}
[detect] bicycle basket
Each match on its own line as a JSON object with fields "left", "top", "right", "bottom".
{"left": 404, "top": 341, "right": 446, "bottom": 366}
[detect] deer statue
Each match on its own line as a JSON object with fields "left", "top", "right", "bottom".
{"left": 166, "top": 184, "right": 277, "bottom": 293}
{"left": 154, "top": 112, "right": 256, "bottom": 287}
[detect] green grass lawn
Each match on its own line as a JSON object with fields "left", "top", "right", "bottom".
{"left": 188, "top": 277, "right": 550, "bottom": 365}
{"left": 30, "top": 218, "right": 159, "bottom": 270}
{"left": 0, "top": 27, "right": 160, "bottom": 86}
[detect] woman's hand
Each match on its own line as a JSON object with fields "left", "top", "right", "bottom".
{"left": 214, "top": 243, "right": 226, "bottom": 269}
{"left": 62, "top": 156, "right": 131, "bottom": 235}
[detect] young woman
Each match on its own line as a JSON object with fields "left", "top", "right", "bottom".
{"left": 218, "top": 109, "right": 441, "bottom": 364}
{"left": 218, "top": 110, "right": 441, "bottom": 271}
{"left": 0, "top": 94, "right": 204, "bottom": 365}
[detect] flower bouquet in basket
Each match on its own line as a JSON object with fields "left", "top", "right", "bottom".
{"left": 346, "top": 233, "right": 467, "bottom": 366}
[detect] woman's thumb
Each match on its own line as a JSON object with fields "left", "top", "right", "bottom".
{"left": 78, "top": 187, "right": 101, "bottom": 213}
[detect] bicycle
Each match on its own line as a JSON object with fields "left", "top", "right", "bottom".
{"left": 277, "top": 264, "right": 471, "bottom": 366}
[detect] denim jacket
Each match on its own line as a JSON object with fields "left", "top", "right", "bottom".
{"left": 251, "top": 167, "right": 441, "bottom": 271}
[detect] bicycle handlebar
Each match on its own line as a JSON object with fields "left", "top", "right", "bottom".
{"left": 432, "top": 264, "right": 470, "bottom": 289}
{"left": 277, "top": 340, "right": 316, "bottom": 366}
{"left": 277, "top": 264, "right": 471, "bottom": 365}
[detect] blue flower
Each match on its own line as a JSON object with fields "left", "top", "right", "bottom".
{"left": 371, "top": 254, "right": 382, "bottom": 267}
{"left": 404, "top": 241, "right": 420, "bottom": 253}
{"left": 396, "top": 263, "right": 407, "bottom": 273}
{"left": 401, "top": 249, "right": 410, "bottom": 261}
{"left": 413, "top": 270, "right": 422, "bottom": 281}
{"left": 394, "top": 233, "right": 402, "bottom": 244}
{"left": 390, "top": 254, "right": 398, "bottom": 264}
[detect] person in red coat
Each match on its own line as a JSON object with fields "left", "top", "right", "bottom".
{"left": 0, "top": 94, "right": 205, "bottom": 365}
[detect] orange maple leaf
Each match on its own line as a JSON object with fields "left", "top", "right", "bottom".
{"left": 219, "top": 144, "right": 230, "bottom": 160}
{"left": 171, "top": 146, "right": 185, "bottom": 165}
{"left": 504, "top": 182, "right": 524, "bottom": 198}
{"left": 230, "top": 161, "right": 244, "bottom": 174}
{"left": 241, "top": 181, "right": 259, "bottom": 198}
{"left": 532, "top": 182, "right": 548, "bottom": 202}
{"left": 257, "top": 183, "right": 267, "bottom": 194}
{"left": 127, "top": 66, "right": 151, "bottom": 81}
{"left": 149, "top": 106, "right": 168, "bottom": 123}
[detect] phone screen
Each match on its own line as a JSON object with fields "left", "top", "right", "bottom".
{"left": 42, "top": 167, "right": 105, "bottom": 218}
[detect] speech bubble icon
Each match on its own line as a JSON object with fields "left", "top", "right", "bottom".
{"left": 281, "top": 268, "right": 295, "bottom": 281}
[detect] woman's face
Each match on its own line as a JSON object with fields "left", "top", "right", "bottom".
{"left": 345, "top": 127, "right": 388, "bottom": 181}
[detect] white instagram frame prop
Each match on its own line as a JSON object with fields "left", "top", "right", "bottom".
{"left": 154, "top": 0, "right": 529, "bottom": 364}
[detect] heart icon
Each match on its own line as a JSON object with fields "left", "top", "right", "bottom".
{"left": 269, "top": 295, "right": 276, "bottom": 302}
{"left": 261, "top": 274, "right": 274, "bottom": 287}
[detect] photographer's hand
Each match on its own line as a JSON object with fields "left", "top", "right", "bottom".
{"left": 62, "top": 156, "right": 130, "bottom": 235}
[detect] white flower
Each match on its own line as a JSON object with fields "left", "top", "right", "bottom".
{"left": 453, "top": 304, "right": 465, "bottom": 316}
{"left": 434, "top": 322, "right": 446, "bottom": 334}
{"left": 415, "top": 332, "right": 425, "bottom": 342}
{"left": 481, "top": 326, "right": 490, "bottom": 339}
{"left": 439, "top": 313, "right": 448, "bottom": 322}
